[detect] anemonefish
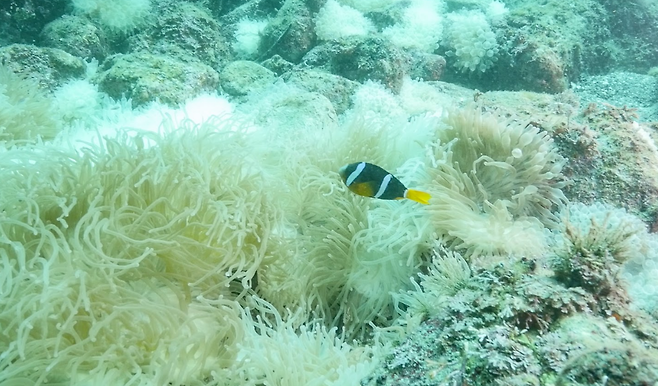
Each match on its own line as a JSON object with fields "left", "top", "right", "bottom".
{"left": 339, "top": 162, "right": 431, "bottom": 205}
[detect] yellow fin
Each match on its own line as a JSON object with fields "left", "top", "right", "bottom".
{"left": 405, "top": 189, "right": 431, "bottom": 205}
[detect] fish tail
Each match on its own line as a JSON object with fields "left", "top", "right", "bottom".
{"left": 405, "top": 189, "right": 431, "bottom": 205}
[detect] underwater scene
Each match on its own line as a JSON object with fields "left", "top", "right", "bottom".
{"left": 1, "top": 0, "right": 658, "bottom": 385}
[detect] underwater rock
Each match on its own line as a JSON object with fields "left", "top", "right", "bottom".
{"left": 258, "top": 0, "right": 316, "bottom": 63}
{"left": 365, "top": 249, "right": 658, "bottom": 386}
{"left": 240, "top": 87, "right": 338, "bottom": 132}
{"left": 334, "top": 37, "right": 408, "bottom": 92}
{"left": 282, "top": 68, "right": 359, "bottom": 114}
{"left": 598, "top": 0, "right": 658, "bottom": 73}
{"left": 0, "top": 43, "right": 85, "bottom": 90}
{"left": 545, "top": 315, "right": 658, "bottom": 386}
{"left": 40, "top": 15, "right": 109, "bottom": 61}
{"left": 261, "top": 54, "right": 295, "bottom": 76}
{"left": 441, "top": 0, "right": 609, "bottom": 94}
{"left": 555, "top": 103, "right": 658, "bottom": 224}
{"left": 220, "top": 60, "right": 276, "bottom": 96}
{"left": 127, "top": 2, "right": 231, "bottom": 70}
{"left": 407, "top": 52, "right": 446, "bottom": 82}
{"left": 0, "top": 0, "right": 68, "bottom": 45}
{"left": 96, "top": 52, "right": 219, "bottom": 107}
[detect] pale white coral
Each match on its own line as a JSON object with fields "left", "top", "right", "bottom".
{"left": 316, "top": 0, "right": 374, "bottom": 41}
{"left": 349, "top": 81, "right": 407, "bottom": 126}
{"left": 624, "top": 234, "right": 658, "bottom": 317}
{"left": 445, "top": 10, "right": 499, "bottom": 72}
{"left": 0, "top": 118, "right": 281, "bottom": 384}
{"left": 338, "top": 0, "right": 402, "bottom": 12}
{"left": 256, "top": 104, "right": 433, "bottom": 339}
{"left": 392, "top": 246, "right": 471, "bottom": 323}
{"left": 382, "top": 0, "right": 443, "bottom": 52}
{"left": 72, "top": 0, "right": 151, "bottom": 32}
{"left": 399, "top": 78, "right": 447, "bottom": 116}
{"left": 562, "top": 202, "right": 646, "bottom": 238}
{"left": 227, "top": 300, "right": 378, "bottom": 386}
{"left": 437, "top": 107, "right": 567, "bottom": 225}
{"left": 0, "top": 66, "right": 60, "bottom": 143}
{"left": 423, "top": 107, "right": 566, "bottom": 258}
{"left": 1, "top": 72, "right": 580, "bottom": 384}
{"left": 233, "top": 18, "right": 268, "bottom": 58}
{"left": 427, "top": 184, "right": 548, "bottom": 258}
{"left": 53, "top": 79, "right": 103, "bottom": 124}
{"left": 486, "top": 0, "right": 508, "bottom": 26}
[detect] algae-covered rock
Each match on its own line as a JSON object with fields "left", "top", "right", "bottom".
{"left": 258, "top": 0, "right": 316, "bottom": 63}
{"left": 220, "top": 60, "right": 276, "bottom": 96}
{"left": 127, "top": 2, "right": 231, "bottom": 69}
{"left": 40, "top": 15, "right": 109, "bottom": 61}
{"left": 0, "top": 0, "right": 67, "bottom": 45}
{"left": 96, "top": 52, "right": 219, "bottom": 107}
{"left": 0, "top": 43, "right": 86, "bottom": 90}
{"left": 282, "top": 68, "right": 359, "bottom": 114}
{"left": 334, "top": 37, "right": 408, "bottom": 92}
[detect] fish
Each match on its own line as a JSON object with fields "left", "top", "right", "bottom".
{"left": 338, "top": 162, "right": 431, "bottom": 205}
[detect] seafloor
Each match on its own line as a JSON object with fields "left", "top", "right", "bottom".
{"left": 1, "top": 0, "right": 658, "bottom": 385}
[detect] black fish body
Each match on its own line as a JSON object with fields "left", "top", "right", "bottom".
{"left": 339, "top": 162, "right": 431, "bottom": 205}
